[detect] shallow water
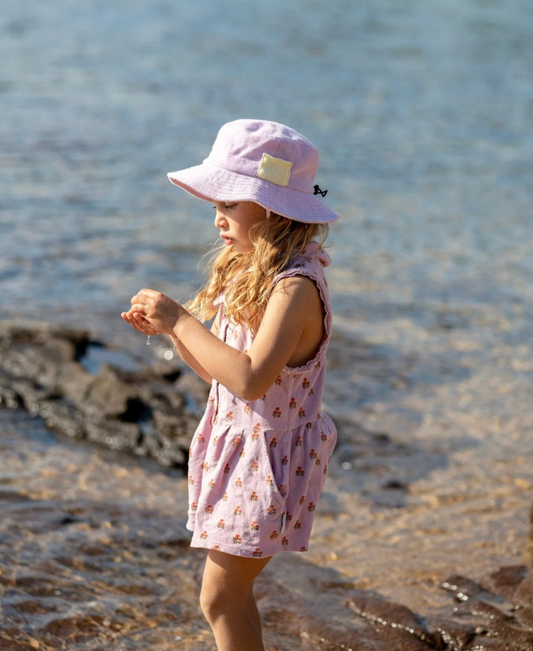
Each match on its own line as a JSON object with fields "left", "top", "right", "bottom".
{"left": 1, "top": 0, "right": 533, "bottom": 648}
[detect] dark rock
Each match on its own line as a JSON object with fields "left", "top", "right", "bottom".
{"left": 58, "top": 515, "right": 80, "bottom": 526}
{"left": 483, "top": 625, "right": 533, "bottom": 649}
{"left": 441, "top": 574, "right": 487, "bottom": 601}
{"left": 512, "top": 576, "right": 533, "bottom": 608}
{"left": 84, "top": 420, "right": 141, "bottom": 451}
{"left": 0, "top": 382, "right": 23, "bottom": 409}
{"left": 0, "top": 320, "right": 209, "bottom": 470}
{"left": 41, "top": 337, "right": 77, "bottom": 362}
{"left": 382, "top": 479, "right": 409, "bottom": 490}
{"left": 39, "top": 399, "right": 86, "bottom": 439}
{"left": 432, "top": 618, "right": 476, "bottom": 650}
{"left": 514, "top": 606, "right": 533, "bottom": 629}
{"left": 435, "top": 567, "right": 533, "bottom": 650}
{"left": 453, "top": 599, "right": 513, "bottom": 624}
{"left": 0, "top": 492, "right": 33, "bottom": 502}
{"left": 83, "top": 365, "right": 144, "bottom": 419}
{"left": 0, "top": 321, "right": 90, "bottom": 350}
{"left": 347, "top": 595, "right": 438, "bottom": 647}
{"left": 481, "top": 565, "right": 529, "bottom": 601}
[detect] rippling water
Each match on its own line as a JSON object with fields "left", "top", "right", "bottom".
{"left": 1, "top": 0, "right": 533, "bottom": 648}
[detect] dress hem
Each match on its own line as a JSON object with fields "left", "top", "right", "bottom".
{"left": 189, "top": 537, "right": 309, "bottom": 558}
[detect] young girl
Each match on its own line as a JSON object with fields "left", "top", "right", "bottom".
{"left": 121, "top": 119, "right": 339, "bottom": 651}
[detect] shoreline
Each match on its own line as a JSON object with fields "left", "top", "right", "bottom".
{"left": 1, "top": 320, "right": 533, "bottom": 649}
{"left": 1, "top": 408, "right": 532, "bottom": 650}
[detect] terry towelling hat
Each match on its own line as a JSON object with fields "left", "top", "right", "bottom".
{"left": 167, "top": 119, "right": 339, "bottom": 224}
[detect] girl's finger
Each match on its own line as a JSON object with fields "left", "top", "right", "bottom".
{"left": 134, "top": 312, "right": 149, "bottom": 325}
{"left": 125, "top": 313, "right": 146, "bottom": 334}
{"left": 127, "top": 310, "right": 146, "bottom": 323}
{"left": 132, "top": 313, "right": 163, "bottom": 336}
{"left": 132, "top": 313, "right": 153, "bottom": 333}
{"left": 123, "top": 309, "right": 163, "bottom": 336}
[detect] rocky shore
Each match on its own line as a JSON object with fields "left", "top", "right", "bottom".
{"left": 1, "top": 404, "right": 533, "bottom": 650}
{"left": 1, "top": 321, "right": 533, "bottom": 650}
{"left": 0, "top": 321, "right": 209, "bottom": 470}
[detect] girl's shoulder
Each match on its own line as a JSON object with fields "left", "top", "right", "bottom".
{"left": 275, "top": 241, "right": 331, "bottom": 283}
{"left": 269, "top": 241, "right": 332, "bottom": 313}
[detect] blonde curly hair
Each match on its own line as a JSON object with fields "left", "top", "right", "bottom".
{"left": 186, "top": 212, "right": 329, "bottom": 332}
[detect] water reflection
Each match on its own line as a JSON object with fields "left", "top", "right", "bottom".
{"left": 1, "top": 0, "right": 533, "bottom": 648}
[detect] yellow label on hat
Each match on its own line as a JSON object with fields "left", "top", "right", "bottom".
{"left": 256, "top": 153, "right": 292, "bottom": 186}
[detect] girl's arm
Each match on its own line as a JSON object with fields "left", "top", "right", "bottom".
{"left": 126, "top": 276, "right": 322, "bottom": 401}
{"left": 168, "top": 310, "right": 220, "bottom": 384}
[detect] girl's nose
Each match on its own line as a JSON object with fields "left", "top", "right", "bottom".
{"left": 214, "top": 209, "right": 227, "bottom": 229}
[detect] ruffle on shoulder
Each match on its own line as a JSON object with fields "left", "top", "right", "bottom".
{"left": 300, "top": 241, "right": 331, "bottom": 268}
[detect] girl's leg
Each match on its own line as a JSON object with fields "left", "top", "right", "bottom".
{"left": 246, "top": 588, "right": 263, "bottom": 637}
{"left": 200, "top": 549, "right": 271, "bottom": 651}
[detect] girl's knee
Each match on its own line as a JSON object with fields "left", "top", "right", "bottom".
{"left": 200, "top": 550, "right": 269, "bottom": 624}
{"left": 199, "top": 586, "right": 218, "bottom": 623}
{"left": 200, "top": 582, "right": 247, "bottom": 624}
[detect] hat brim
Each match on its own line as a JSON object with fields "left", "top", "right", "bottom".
{"left": 167, "top": 163, "right": 339, "bottom": 224}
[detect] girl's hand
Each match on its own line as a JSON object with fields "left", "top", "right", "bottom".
{"left": 122, "top": 289, "right": 185, "bottom": 336}
{"left": 121, "top": 310, "right": 164, "bottom": 336}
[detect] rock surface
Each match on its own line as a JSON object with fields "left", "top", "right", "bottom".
{"left": 0, "top": 321, "right": 209, "bottom": 469}
{"left": 2, "top": 321, "right": 533, "bottom": 650}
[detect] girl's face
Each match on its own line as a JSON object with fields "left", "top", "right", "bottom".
{"left": 213, "top": 201, "right": 267, "bottom": 254}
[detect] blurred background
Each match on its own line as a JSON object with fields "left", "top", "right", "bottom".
{"left": 1, "top": 0, "right": 533, "bottom": 647}
{"left": 2, "top": 0, "right": 532, "bottom": 342}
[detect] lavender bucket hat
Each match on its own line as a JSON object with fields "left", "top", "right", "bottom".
{"left": 167, "top": 119, "right": 339, "bottom": 224}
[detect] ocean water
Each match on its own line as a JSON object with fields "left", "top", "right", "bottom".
{"left": 1, "top": 0, "right": 533, "bottom": 648}
{"left": 1, "top": 0, "right": 532, "bottom": 327}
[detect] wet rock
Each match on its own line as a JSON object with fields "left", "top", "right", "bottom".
{"left": 514, "top": 606, "right": 533, "bottom": 629}
{"left": 83, "top": 364, "right": 143, "bottom": 419}
{"left": 382, "top": 479, "right": 409, "bottom": 490}
{"left": 441, "top": 574, "right": 488, "bottom": 602}
{"left": 84, "top": 419, "right": 141, "bottom": 451}
{"left": 432, "top": 619, "right": 476, "bottom": 650}
{"left": 337, "top": 567, "right": 533, "bottom": 650}
{"left": 347, "top": 595, "right": 438, "bottom": 648}
{"left": 453, "top": 599, "right": 513, "bottom": 625}
{"left": 512, "top": 575, "right": 533, "bottom": 608}
{"left": 481, "top": 565, "right": 529, "bottom": 601}
{"left": 0, "top": 321, "right": 89, "bottom": 351}
{"left": 0, "top": 320, "right": 209, "bottom": 469}
{"left": 432, "top": 567, "right": 533, "bottom": 651}
{"left": 0, "top": 491, "right": 33, "bottom": 503}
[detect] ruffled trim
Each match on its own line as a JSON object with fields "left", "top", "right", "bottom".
{"left": 189, "top": 537, "right": 308, "bottom": 557}
{"left": 269, "top": 251, "right": 332, "bottom": 375}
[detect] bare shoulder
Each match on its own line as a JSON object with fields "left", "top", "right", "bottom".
{"left": 259, "top": 274, "right": 322, "bottom": 332}
{"left": 268, "top": 274, "right": 324, "bottom": 367}
{"left": 270, "top": 274, "right": 320, "bottom": 305}
{"left": 249, "top": 273, "right": 325, "bottom": 380}
{"left": 268, "top": 274, "right": 323, "bottom": 334}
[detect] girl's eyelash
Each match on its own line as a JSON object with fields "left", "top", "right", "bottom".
{"left": 212, "top": 203, "right": 237, "bottom": 210}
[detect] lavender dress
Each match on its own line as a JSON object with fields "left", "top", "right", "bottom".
{"left": 186, "top": 242, "right": 337, "bottom": 558}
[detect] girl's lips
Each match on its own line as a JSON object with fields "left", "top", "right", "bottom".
{"left": 221, "top": 235, "right": 233, "bottom": 245}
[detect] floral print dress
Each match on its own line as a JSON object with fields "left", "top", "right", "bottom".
{"left": 186, "top": 242, "right": 337, "bottom": 558}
